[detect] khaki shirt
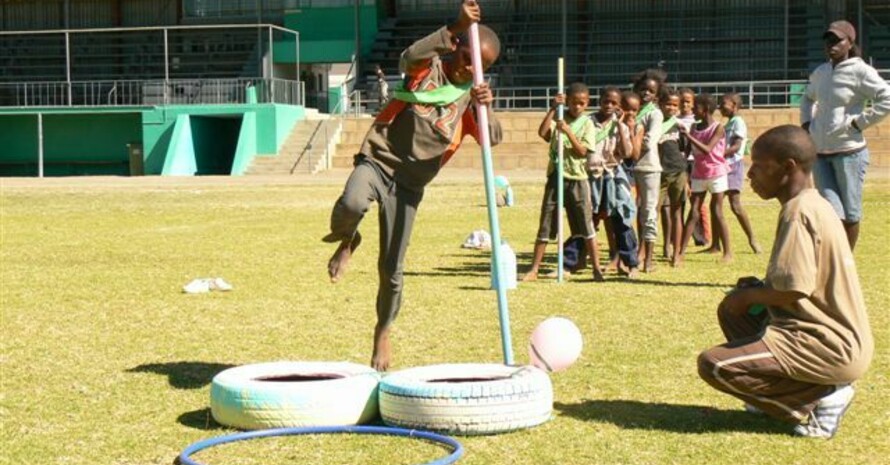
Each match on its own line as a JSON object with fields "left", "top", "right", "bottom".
{"left": 763, "top": 189, "right": 873, "bottom": 384}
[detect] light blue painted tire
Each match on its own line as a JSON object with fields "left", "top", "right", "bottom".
{"left": 379, "top": 363, "right": 552, "bottom": 435}
{"left": 210, "top": 361, "right": 381, "bottom": 430}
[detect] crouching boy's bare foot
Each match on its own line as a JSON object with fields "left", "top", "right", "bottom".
{"left": 327, "top": 232, "right": 362, "bottom": 283}
{"left": 371, "top": 324, "right": 391, "bottom": 372}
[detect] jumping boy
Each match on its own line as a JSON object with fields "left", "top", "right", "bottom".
{"left": 322, "top": 0, "right": 502, "bottom": 371}
{"left": 523, "top": 82, "right": 604, "bottom": 282}
{"left": 698, "top": 125, "right": 872, "bottom": 439}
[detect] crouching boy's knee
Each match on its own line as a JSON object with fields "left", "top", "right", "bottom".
{"left": 697, "top": 350, "right": 719, "bottom": 385}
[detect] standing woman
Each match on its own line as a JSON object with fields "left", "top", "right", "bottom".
{"left": 800, "top": 20, "right": 890, "bottom": 250}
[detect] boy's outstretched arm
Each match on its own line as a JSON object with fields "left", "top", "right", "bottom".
{"left": 537, "top": 94, "right": 564, "bottom": 142}
{"left": 399, "top": 0, "right": 479, "bottom": 75}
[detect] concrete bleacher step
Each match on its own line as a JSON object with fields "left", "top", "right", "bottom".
{"left": 245, "top": 118, "right": 322, "bottom": 175}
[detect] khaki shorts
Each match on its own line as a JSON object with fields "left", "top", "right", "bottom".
{"left": 659, "top": 170, "right": 688, "bottom": 208}
{"left": 536, "top": 175, "right": 596, "bottom": 241}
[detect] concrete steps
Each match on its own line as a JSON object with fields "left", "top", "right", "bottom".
{"left": 246, "top": 117, "right": 334, "bottom": 175}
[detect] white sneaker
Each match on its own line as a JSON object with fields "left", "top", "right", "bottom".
{"left": 183, "top": 278, "right": 211, "bottom": 294}
{"left": 744, "top": 403, "right": 764, "bottom": 415}
{"left": 210, "top": 277, "right": 233, "bottom": 291}
{"left": 793, "top": 384, "right": 855, "bottom": 439}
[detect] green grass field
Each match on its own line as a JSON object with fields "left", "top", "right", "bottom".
{"left": 2, "top": 173, "right": 888, "bottom": 465}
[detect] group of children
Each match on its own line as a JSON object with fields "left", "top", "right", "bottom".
{"left": 523, "top": 70, "right": 763, "bottom": 280}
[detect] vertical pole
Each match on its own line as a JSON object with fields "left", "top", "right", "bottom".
{"left": 858, "top": 0, "right": 863, "bottom": 57}
{"left": 269, "top": 26, "right": 275, "bottom": 102}
{"left": 164, "top": 28, "right": 170, "bottom": 104}
{"left": 354, "top": 0, "right": 361, "bottom": 87}
{"left": 561, "top": 0, "right": 567, "bottom": 60}
{"left": 65, "top": 31, "right": 71, "bottom": 106}
{"left": 296, "top": 32, "right": 301, "bottom": 105}
{"left": 556, "top": 57, "right": 565, "bottom": 283}
{"left": 783, "top": 0, "right": 789, "bottom": 79}
{"left": 469, "top": 22, "right": 513, "bottom": 366}
{"left": 38, "top": 113, "right": 44, "bottom": 178}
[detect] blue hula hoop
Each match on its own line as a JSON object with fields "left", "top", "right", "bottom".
{"left": 178, "top": 425, "right": 464, "bottom": 465}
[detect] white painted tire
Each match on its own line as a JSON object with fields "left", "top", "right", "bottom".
{"left": 210, "top": 361, "right": 380, "bottom": 430}
{"left": 379, "top": 363, "right": 552, "bottom": 435}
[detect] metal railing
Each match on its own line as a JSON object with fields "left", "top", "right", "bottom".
{"left": 289, "top": 89, "right": 363, "bottom": 173}
{"left": 0, "top": 78, "right": 302, "bottom": 107}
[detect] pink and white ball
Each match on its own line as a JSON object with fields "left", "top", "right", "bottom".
{"left": 528, "top": 317, "right": 583, "bottom": 373}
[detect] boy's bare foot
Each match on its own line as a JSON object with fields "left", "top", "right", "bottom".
{"left": 606, "top": 257, "right": 620, "bottom": 272}
{"left": 749, "top": 240, "right": 763, "bottom": 254}
{"left": 662, "top": 244, "right": 673, "bottom": 259}
{"left": 672, "top": 255, "right": 684, "bottom": 268}
{"left": 521, "top": 271, "right": 539, "bottom": 282}
{"left": 593, "top": 269, "right": 605, "bottom": 282}
{"left": 328, "top": 232, "right": 362, "bottom": 283}
{"left": 626, "top": 267, "right": 640, "bottom": 279}
{"left": 371, "top": 325, "right": 391, "bottom": 372}
{"left": 720, "top": 254, "right": 734, "bottom": 264}
{"left": 643, "top": 259, "right": 655, "bottom": 273}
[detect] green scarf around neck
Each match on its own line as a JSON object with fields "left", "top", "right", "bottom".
{"left": 393, "top": 82, "right": 472, "bottom": 106}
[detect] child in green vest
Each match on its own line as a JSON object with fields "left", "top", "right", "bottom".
{"left": 522, "top": 82, "right": 603, "bottom": 282}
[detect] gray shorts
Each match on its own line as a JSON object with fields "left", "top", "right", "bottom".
{"left": 536, "top": 174, "right": 596, "bottom": 241}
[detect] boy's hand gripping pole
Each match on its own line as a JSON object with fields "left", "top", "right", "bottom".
{"left": 556, "top": 57, "right": 565, "bottom": 283}
{"left": 469, "top": 22, "right": 513, "bottom": 366}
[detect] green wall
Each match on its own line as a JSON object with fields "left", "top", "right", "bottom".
{"left": 0, "top": 104, "right": 303, "bottom": 177}
{"left": 0, "top": 112, "right": 141, "bottom": 176}
{"left": 278, "top": 5, "right": 378, "bottom": 63}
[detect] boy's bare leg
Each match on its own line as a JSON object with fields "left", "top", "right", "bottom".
{"left": 728, "top": 191, "right": 762, "bottom": 254}
{"left": 843, "top": 221, "right": 860, "bottom": 251}
{"left": 371, "top": 323, "right": 391, "bottom": 371}
{"left": 585, "top": 238, "right": 605, "bottom": 282}
{"left": 604, "top": 219, "right": 619, "bottom": 272}
{"left": 642, "top": 240, "right": 656, "bottom": 273}
{"left": 328, "top": 232, "right": 362, "bottom": 283}
{"left": 660, "top": 204, "right": 672, "bottom": 258}
{"left": 670, "top": 203, "right": 684, "bottom": 267}
{"left": 712, "top": 193, "right": 733, "bottom": 263}
{"left": 522, "top": 241, "right": 548, "bottom": 281}
{"left": 675, "top": 193, "right": 704, "bottom": 267}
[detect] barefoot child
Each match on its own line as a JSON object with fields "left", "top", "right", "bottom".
{"left": 631, "top": 69, "right": 666, "bottom": 272}
{"left": 322, "top": 0, "right": 502, "bottom": 370}
{"left": 675, "top": 93, "right": 731, "bottom": 265}
{"left": 657, "top": 88, "right": 687, "bottom": 266}
{"left": 679, "top": 87, "right": 711, "bottom": 247}
{"left": 523, "top": 83, "right": 604, "bottom": 282}
{"left": 718, "top": 92, "right": 762, "bottom": 254}
{"left": 589, "top": 87, "right": 641, "bottom": 278}
{"left": 698, "top": 125, "right": 872, "bottom": 439}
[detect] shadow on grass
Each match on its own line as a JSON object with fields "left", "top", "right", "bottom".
{"left": 127, "top": 361, "right": 235, "bottom": 389}
{"left": 178, "top": 408, "right": 227, "bottom": 431}
{"left": 554, "top": 399, "right": 788, "bottom": 435}
{"left": 621, "top": 278, "right": 732, "bottom": 289}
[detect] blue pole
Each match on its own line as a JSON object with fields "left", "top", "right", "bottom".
{"left": 469, "top": 22, "right": 513, "bottom": 366}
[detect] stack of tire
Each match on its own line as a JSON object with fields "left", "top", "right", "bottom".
{"left": 210, "top": 362, "right": 552, "bottom": 435}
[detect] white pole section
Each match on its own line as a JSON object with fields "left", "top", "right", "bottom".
{"left": 38, "top": 113, "right": 44, "bottom": 178}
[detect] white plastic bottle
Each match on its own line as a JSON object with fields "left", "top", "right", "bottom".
{"left": 491, "top": 241, "right": 517, "bottom": 291}
{"left": 505, "top": 186, "right": 515, "bottom": 207}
